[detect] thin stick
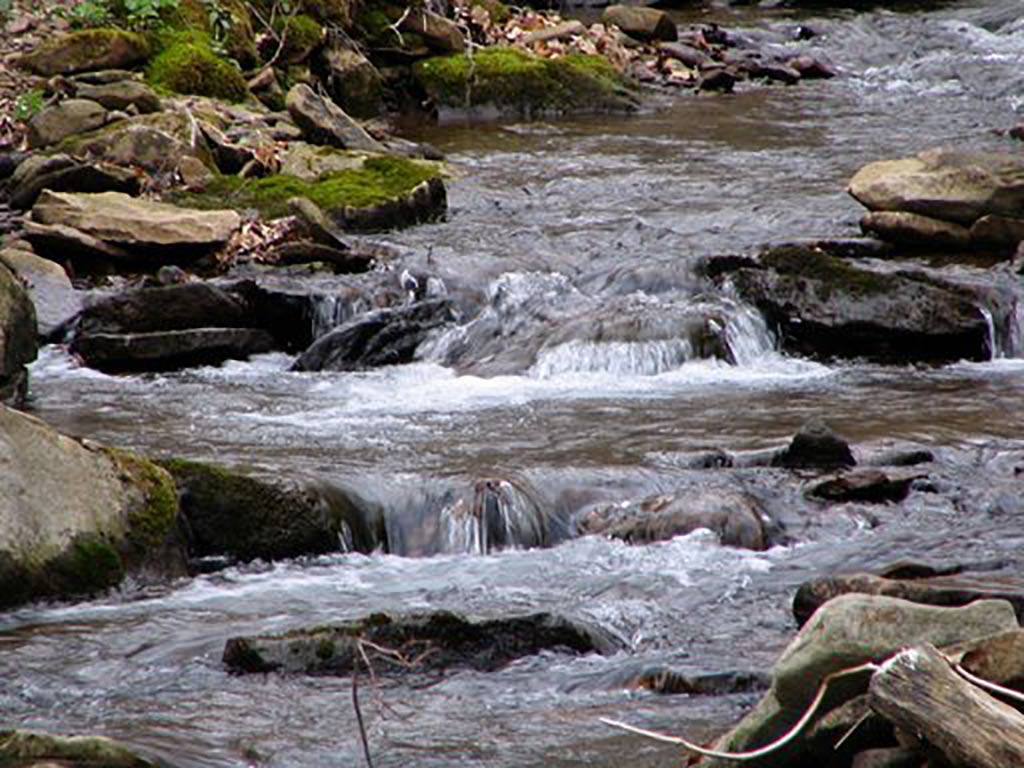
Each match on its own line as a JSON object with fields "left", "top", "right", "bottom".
{"left": 352, "top": 659, "right": 375, "bottom": 768}
{"left": 601, "top": 661, "right": 880, "bottom": 762}
{"left": 955, "top": 664, "right": 1024, "bottom": 705}
{"left": 833, "top": 708, "right": 872, "bottom": 751}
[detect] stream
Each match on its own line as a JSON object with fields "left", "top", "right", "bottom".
{"left": 4, "top": 1, "right": 1024, "bottom": 765}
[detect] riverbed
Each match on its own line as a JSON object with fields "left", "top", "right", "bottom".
{"left": 3, "top": 1, "right": 1024, "bottom": 765}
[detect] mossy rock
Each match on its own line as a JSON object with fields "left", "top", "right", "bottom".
{"left": 146, "top": 31, "right": 249, "bottom": 102}
{"left": 413, "top": 47, "right": 639, "bottom": 117}
{"left": 278, "top": 14, "right": 324, "bottom": 64}
{"left": 0, "top": 730, "right": 158, "bottom": 767}
{"left": 15, "top": 28, "right": 150, "bottom": 76}
{"left": 158, "top": 457, "right": 385, "bottom": 561}
{"left": 758, "top": 245, "right": 890, "bottom": 300}
{"left": 160, "top": 0, "right": 259, "bottom": 67}
{"left": 175, "top": 153, "right": 445, "bottom": 230}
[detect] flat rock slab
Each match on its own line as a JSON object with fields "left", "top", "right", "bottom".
{"left": 849, "top": 148, "right": 1024, "bottom": 225}
{"left": 793, "top": 571, "right": 1024, "bottom": 627}
{"left": 32, "top": 190, "right": 240, "bottom": 249}
{"left": 70, "top": 327, "right": 275, "bottom": 372}
{"left": 223, "top": 610, "right": 617, "bottom": 676}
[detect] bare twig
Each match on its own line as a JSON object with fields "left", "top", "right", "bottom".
{"left": 955, "top": 663, "right": 1024, "bottom": 705}
{"left": 352, "top": 660, "right": 375, "bottom": 768}
{"left": 387, "top": 6, "right": 411, "bottom": 47}
{"left": 601, "top": 661, "right": 881, "bottom": 762}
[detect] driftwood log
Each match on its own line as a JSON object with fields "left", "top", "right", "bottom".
{"left": 868, "top": 643, "right": 1024, "bottom": 767}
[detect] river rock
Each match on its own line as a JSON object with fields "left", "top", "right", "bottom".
{"left": 969, "top": 214, "right": 1024, "bottom": 250}
{"left": 792, "top": 572, "right": 1024, "bottom": 627}
{"left": 702, "top": 595, "right": 1020, "bottom": 768}
{"left": 159, "top": 458, "right": 384, "bottom": 562}
{"left": 223, "top": 610, "right": 616, "bottom": 676}
{"left": 75, "top": 80, "right": 162, "bottom": 114}
{"left": 399, "top": 9, "right": 466, "bottom": 52}
{"left": 860, "top": 210, "right": 971, "bottom": 249}
{"left": 726, "top": 245, "right": 995, "bottom": 364}
{"left": 285, "top": 84, "right": 385, "bottom": 153}
{"left": 849, "top": 148, "right": 1024, "bottom": 225}
{"left": 292, "top": 298, "right": 456, "bottom": 371}
{"left": 0, "top": 729, "right": 158, "bottom": 767}
{"left": 773, "top": 594, "right": 1018, "bottom": 709}
{"left": 955, "top": 629, "right": 1024, "bottom": 688}
{"left": 15, "top": 29, "right": 150, "bottom": 75}
{"left": 70, "top": 280, "right": 311, "bottom": 371}
{"left": 64, "top": 112, "right": 216, "bottom": 174}
{"left": 575, "top": 488, "right": 779, "bottom": 551}
{"left": 602, "top": 6, "right": 678, "bottom": 42}
{"left": 773, "top": 419, "right": 855, "bottom": 470}
{"left": 658, "top": 41, "right": 711, "bottom": 69}
{"left": 269, "top": 241, "right": 375, "bottom": 273}
{"left": 316, "top": 45, "right": 384, "bottom": 118}
{"left": 806, "top": 469, "right": 919, "bottom": 504}
{"left": 850, "top": 747, "right": 924, "bottom": 768}
{"left": 522, "top": 20, "right": 587, "bottom": 45}
{"left": 0, "top": 246, "right": 81, "bottom": 340}
{"left": 0, "top": 262, "right": 37, "bottom": 405}
{"left": 27, "top": 99, "right": 109, "bottom": 149}
{"left": 8, "top": 154, "right": 140, "bottom": 210}
{"left": 31, "top": 190, "right": 240, "bottom": 251}
{"left": 23, "top": 220, "right": 134, "bottom": 271}
{"left": 0, "top": 405, "right": 187, "bottom": 608}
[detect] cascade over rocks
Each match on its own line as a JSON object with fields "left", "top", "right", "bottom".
{"left": 292, "top": 298, "right": 456, "bottom": 372}
{"left": 0, "top": 405, "right": 187, "bottom": 609}
{"left": 223, "top": 610, "right": 619, "bottom": 676}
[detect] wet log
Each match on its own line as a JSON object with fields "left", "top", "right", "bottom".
{"left": 868, "top": 643, "right": 1024, "bottom": 767}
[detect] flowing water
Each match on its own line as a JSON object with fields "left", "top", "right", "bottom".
{"left": 5, "top": 2, "right": 1024, "bottom": 765}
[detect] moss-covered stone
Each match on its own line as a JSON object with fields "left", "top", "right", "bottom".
{"left": 15, "top": 28, "right": 150, "bottom": 76}
{"left": 175, "top": 154, "right": 441, "bottom": 219}
{"left": 158, "top": 0, "right": 258, "bottom": 67}
{"left": 0, "top": 730, "right": 158, "bottom": 767}
{"left": 103, "top": 447, "right": 181, "bottom": 555}
{"left": 413, "top": 47, "right": 638, "bottom": 116}
{"left": 52, "top": 534, "right": 126, "bottom": 593}
{"left": 279, "top": 14, "right": 323, "bottom": 63}
{"left": 759, "top": 245, "right": 890, "bottom": 299}
{"left": 146, "top": 31, "right": 249, "bottom": 101}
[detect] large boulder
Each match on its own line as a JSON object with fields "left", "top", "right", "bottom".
{"left": 291, "top": 298, "right": 456, "bottom": 371}
{"left": 0, "top": 405, "right": 187, "bottom": 609}
{"left": 849, "top": 149, "right": 1024, "bottom": 225}
{"left": 31, "top": 190, "right": 240, "bottom": 255}
{"left": 0, "top": 246, "right": 81, "bottom": 340}
{"left": 601, "top": 5, "right": 678, "bottom": 42}
{"left": 15, "top": 29, "right": 150, "bottom": 76}
{"left": 285, "top": 83, "right": 385, "bottom": 153}
{"left": 26, "top": 99, "right": 109, "bottom": 149}
{"left": 158, "top": 458, "right": 385, "bottom": 562}
{"left": 725, "top": 245, "right": 998, "bottom": 364}
{"left": 223, "top": 610, "right": 617, "bottom": 676}
{"left": 575, "top": 488, "right": 779, "bottom": 551}
{"left": 316, "top": 45, "right": 384, "bottom": 118}
{"left": 0, "top": 263, "right": 37, "bottom": 405}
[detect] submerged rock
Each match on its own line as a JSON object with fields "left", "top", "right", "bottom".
{"left": 223, "top": 610, "right": 617, "bottom": 676}
{"left": 575, "top": 488, "right": 781, "bottom": 551}
{"left": 0, "top": 262, "right": 37, "bottom": 405}
{"left": 0, "top": 405, "right": 187, "bottom": 609}
{"left": 773, "top": 419, "right": 855, "bottom": 471}
{"left": 159, "top": 458, "right": 385, "bottom": 562}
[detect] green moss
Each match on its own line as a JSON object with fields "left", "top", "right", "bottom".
{"left": 315, "top": 637, "right": 336, "bottom": 660}
{"left": 413, "top": 47, "right": 635, "bottom": 115}
{"left": 102, "top": 447, "right": 180, "bottom": 553}
{"left": 760, "top": 246, "right": 890, "bottom": 298}
{"left": 279, "top": 14, "right": 322, "bottom": 62}
{"left": 145, "top": 30, "right": 248, "bottom": 101}
{"left": 64, "top": 535, "right": 126, "bottom": 590}
{"left": 176, "top": 155, "right": 439, "bottom": 218}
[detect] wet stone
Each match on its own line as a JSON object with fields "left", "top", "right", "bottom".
{"left": 223, "top": 610, "right": 618, "bottom": 676}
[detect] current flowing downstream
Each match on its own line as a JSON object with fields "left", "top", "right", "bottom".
{"left": 5, "top": 1, "right": 1024, "bottom": 766}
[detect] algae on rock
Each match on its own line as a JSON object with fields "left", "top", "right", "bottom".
{"left": 413, "top": 47, "right": 639, "bottom": 117}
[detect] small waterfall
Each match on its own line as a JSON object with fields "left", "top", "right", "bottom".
{"left": 724, "top": 302, "right": 777, "bottom": 365}
{"left": 1007, "top": 300, "right": 1024, "bottom": 358}
{"left": 980, "top": 306, "right": 999, "bottom": 360}
{"left": 439, "top": 479, "right": 547, "bottom": 555}
{"left": 308, "top": 293, "right": 372, "bottom": 340}
{"left": 531, "top": 339, "right": 696, "bottom": 378}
